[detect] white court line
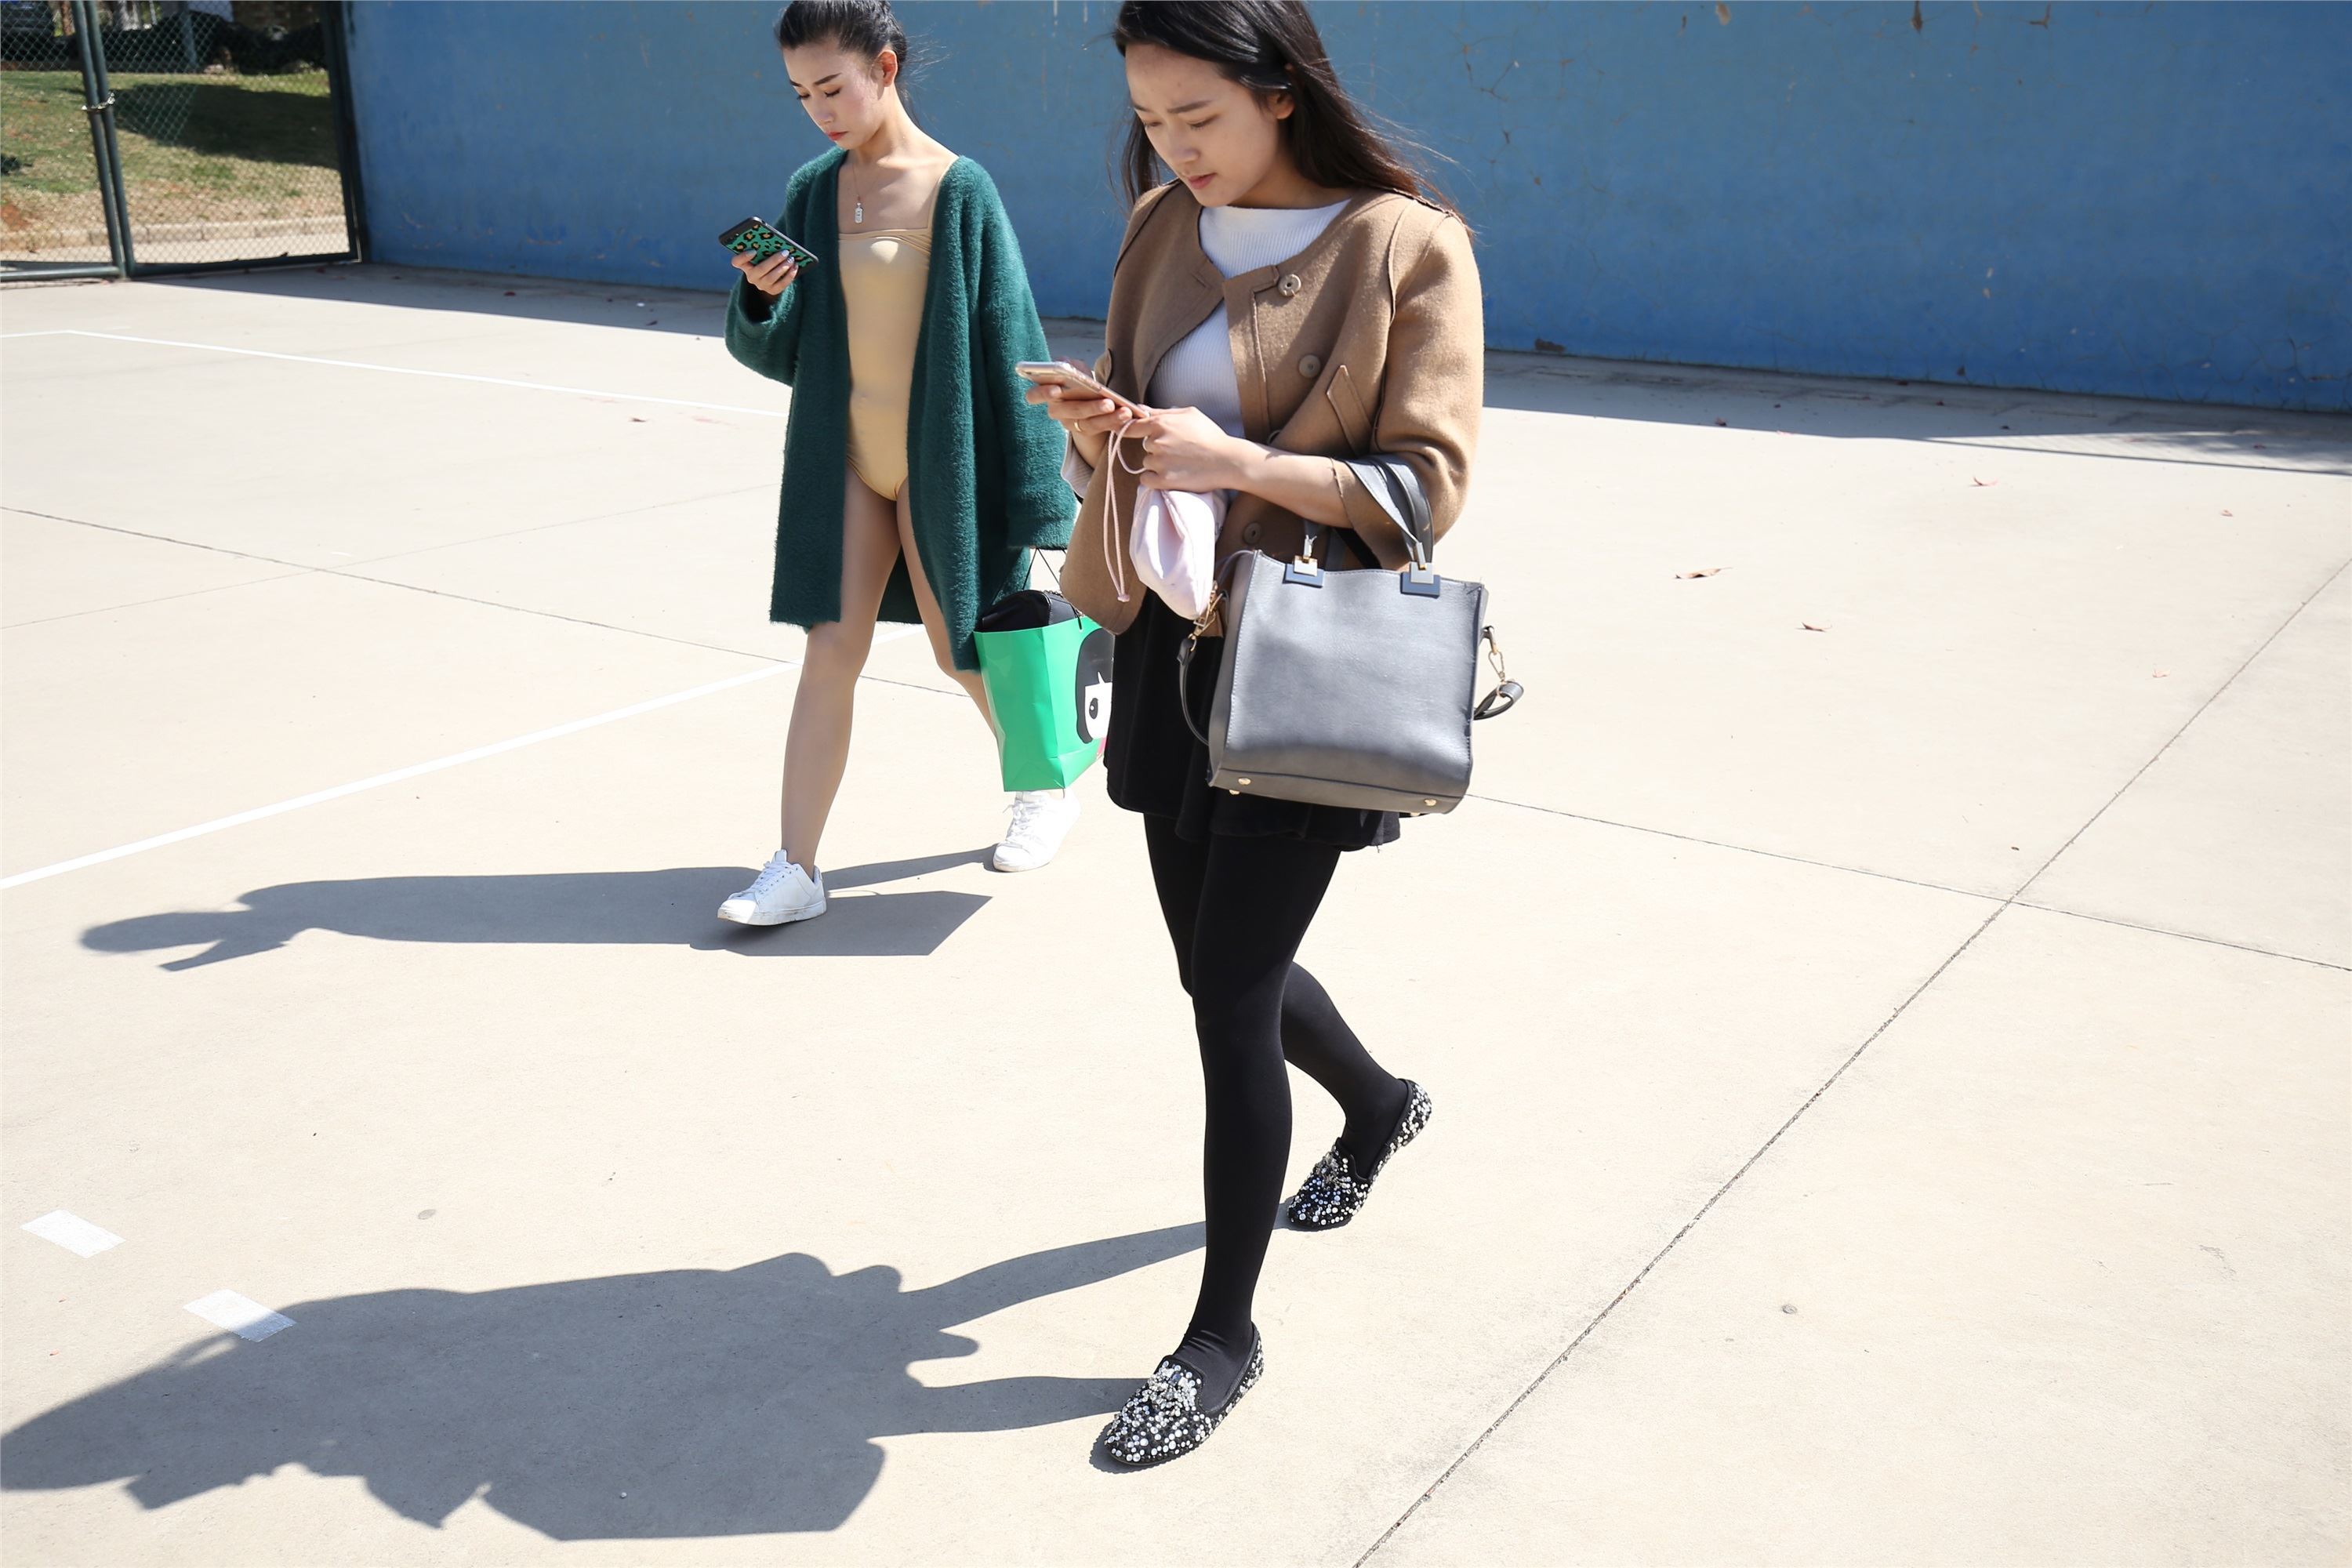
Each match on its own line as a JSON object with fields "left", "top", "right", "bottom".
{"left": 23, "top": 1210, "right": 125, "bottom": 1257}
{"left": 186, "top": 1290, "right": 295, "bottom": 1341}
{"left": 2, "top": 662, "right": 784, "bottom": 889}
{"left": 0, "top": 625, "right": 926, "bottom": 891}
{"left": 2, "top": 321, "right": 937, "bottom": 888}
{"left": 11, "top": 329, "right": 788, "bottom": 419}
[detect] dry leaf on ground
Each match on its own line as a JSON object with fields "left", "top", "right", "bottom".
{"left": 1802, "top": 622, "right": 1829, "bottom": 632}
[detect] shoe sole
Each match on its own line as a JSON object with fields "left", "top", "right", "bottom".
{"left": 717, "top": 899, "right": 826, "bottom": 927}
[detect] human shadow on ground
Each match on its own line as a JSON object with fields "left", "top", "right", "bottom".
{"left": 0, "top": 1224, "right": 1198, "bottom": 1539}
{"left": 156, "top": 265, "right": 1110, "bottom": 360}
{"left": 1479, "top": 352, "right": 2351, "bottom": 472}
{"left": 152, "top": 265, "right": 796, "bottom": 345}
{"left": 81, "top": 851, "right": 993, "bottom": 970}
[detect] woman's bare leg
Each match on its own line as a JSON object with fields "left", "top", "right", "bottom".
{"left": 778, "top": 468, "right": 902, "bottom": 873}
{"left": 895, "top": 485, "right": 993, "bottom": 724}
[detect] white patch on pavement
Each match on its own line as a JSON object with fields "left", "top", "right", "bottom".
{"left": 21, "top": 1210, "right": 124, "bottom": 1257}
{"left": 185, "top": 1290, "right": 296, "bottom": 1341}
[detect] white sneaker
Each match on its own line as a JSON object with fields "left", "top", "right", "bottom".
{"left": 717, "top": 852, "right": 826, "bottom": 925}
{"left": 993, "top": 789, "right": 1080, "bottom": 873}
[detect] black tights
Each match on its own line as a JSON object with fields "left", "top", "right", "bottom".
{"left": 1143, "top": 816, "right": 1410, "bottom": 1405}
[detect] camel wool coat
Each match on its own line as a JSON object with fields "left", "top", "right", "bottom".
{"left": 1062, "top": 181, "right": 1483, "bottom": 633}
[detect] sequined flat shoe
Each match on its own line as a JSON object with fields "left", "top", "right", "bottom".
{"left": 1097, "top": 1332, "right": 1265, "bottom": 1468}
{"left": 1286, "top": 1080, "right": 1434, "bottom": 1231}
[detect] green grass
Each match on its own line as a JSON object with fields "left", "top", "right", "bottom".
{"left": 2, "top": 67, "right": 343, "bottom": 239}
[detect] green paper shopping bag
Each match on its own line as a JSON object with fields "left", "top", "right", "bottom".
{"left": 973, "top": 588, "right": 1112, "bottom": 792}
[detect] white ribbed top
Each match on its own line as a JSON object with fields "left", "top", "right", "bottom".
{"left": 1200, "top": 198, "right": 1352, "bottom": 276}
{"left": 1148, "top": 199, "right": 1351, "bottom": 436}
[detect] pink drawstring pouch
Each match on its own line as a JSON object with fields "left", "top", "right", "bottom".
{"left": 1101, "top": 419, "right": 1225, "bottom": 622}
{"left": 1129, "top": 485, "right": 1225, "bottom": 620}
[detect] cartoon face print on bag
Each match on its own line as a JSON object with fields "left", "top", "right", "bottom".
{"left": 1076, "top": 626, "right": 1115, "bottom": 743}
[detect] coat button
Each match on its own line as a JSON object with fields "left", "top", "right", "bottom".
{"left": 1243, "top": 522, "right": 1262, "bottom": 544}
{"left": 1278, "top": 274, "right": 1302, "bottom": 297}
{"left": 1298, "top": 354, "right": 1323, "bottom": 379}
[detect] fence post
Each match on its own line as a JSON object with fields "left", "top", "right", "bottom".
{"left": 321, "top": 2, "right": 368, "bottom": 262}
{"left": 67, "top": 0, "right": 130, "bottom": 275}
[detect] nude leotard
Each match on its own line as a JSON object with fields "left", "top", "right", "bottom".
{"left": 840, "top": 226, "right": 933, "bottom": 501}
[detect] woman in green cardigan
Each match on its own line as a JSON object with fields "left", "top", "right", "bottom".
{"left": 720, "top": 0, "right": 1078, "bottom": 927}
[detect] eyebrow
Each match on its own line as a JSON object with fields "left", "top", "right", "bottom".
{"left": 1133, "top": 97, "right": 1215, "bottom": 114}
{"left": 793, "top": 72, "right": 844, "bottom": 89}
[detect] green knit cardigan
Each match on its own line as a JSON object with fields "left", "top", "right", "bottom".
{"left": 724, "top": 152, "right": 1075, "bottom": 670}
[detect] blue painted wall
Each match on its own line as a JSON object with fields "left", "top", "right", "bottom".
{"left": 343, "top": 2, "right": 2350, "bottom": 411}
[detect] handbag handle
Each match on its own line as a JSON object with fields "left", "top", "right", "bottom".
{"left": 1341, "top": 459, "right": 1522, "bottom": 717}
{"left": 1301, "top": 454, "right": 1433, "bottom": 572}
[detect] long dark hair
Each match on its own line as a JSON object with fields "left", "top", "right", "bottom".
{"left": 1112, "top": 1, "right": 1456, "bottom": 218}
{"left": 773, "top": 0, "right": 916, "bottom": 100}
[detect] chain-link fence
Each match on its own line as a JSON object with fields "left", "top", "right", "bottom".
{"left": 2, "top": 0, "right": 360, "bottom": 278}
{"left": 2, "top": 4, "right": 112, "bottom": 268}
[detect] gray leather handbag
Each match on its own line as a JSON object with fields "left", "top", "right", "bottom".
{"left": 1178, "top": 456, "right": 1520, "bottom": 815}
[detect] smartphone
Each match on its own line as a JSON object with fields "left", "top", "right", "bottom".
{"left": 720, "top": 216, "right": 821, "bottom": 271}
{"left": 1016, "top": 359, "right": 1143, "bottom": 412}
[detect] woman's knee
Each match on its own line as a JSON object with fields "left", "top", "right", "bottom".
{"left": 803, "top": 622, "right": 873, "bottom": 682}
{"left": 1190, "top": 983, "right": 1275, "bottom": 1056}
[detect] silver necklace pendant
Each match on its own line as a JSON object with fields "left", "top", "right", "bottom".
{"left": 854, "top": 201, "right": 865, "bottom": 224}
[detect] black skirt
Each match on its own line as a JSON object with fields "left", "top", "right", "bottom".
{"left": 1103, "top": 591, "right": 1400, "bottom": 851}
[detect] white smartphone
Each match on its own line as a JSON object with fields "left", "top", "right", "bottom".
{"left": 1015, "top": 359, "right": 1145, "bottom": 413}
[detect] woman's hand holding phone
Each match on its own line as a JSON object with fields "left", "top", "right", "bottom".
{"left": 733, "top": 248, "right": 800, "bottom": 299}
{"left": 1024, "top": 365, "right": 1143, "bottom": 470}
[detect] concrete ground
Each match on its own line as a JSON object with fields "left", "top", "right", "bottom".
{"left": 1, "top": 265, "right": 2346, "bottom": 1567}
